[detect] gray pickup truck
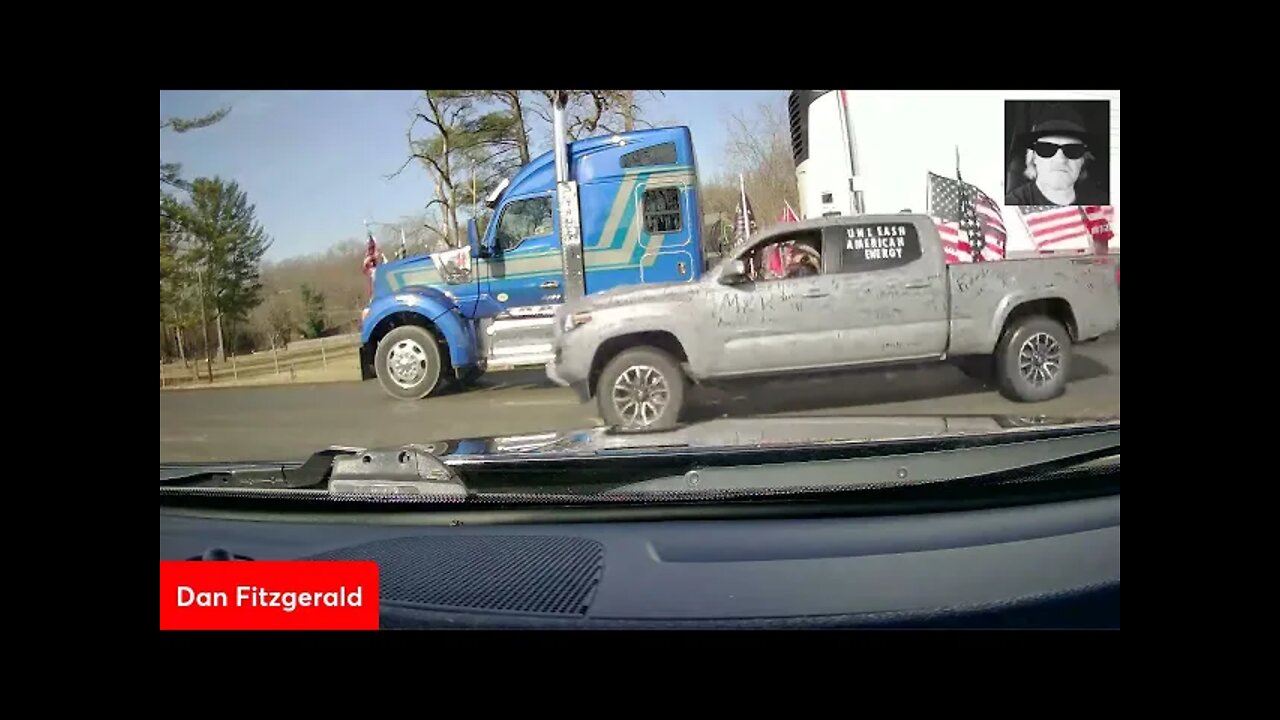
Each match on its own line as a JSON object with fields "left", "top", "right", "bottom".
{"left": 547, "top": 214, "right": 1121, "bottom": 430}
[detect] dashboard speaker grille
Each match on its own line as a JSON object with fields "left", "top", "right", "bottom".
{"left": 307, "top": 535, "right": 605, "bottom": 616}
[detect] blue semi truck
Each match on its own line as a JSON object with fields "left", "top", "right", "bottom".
{"left": 359, "top": 93, "right": 707, "bottom": 400}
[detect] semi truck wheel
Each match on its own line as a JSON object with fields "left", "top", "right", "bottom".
{"left": 995, "top": 315, "right": 1072, "bottom": 403}
{"left": 375, "top": 325, "right": 444, "bottom": 400}
{"left": 596, "top": 346, "right": 685, "bottom": 431}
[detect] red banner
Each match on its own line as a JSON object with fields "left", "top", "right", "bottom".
{"left": 160, "top": 561, "right": 380, "bottom": 630}
{"left": 1082, "top": 205, "right": 1115, "bottom": 254}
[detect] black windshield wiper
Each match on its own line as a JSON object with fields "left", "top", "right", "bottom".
{"left": 160, "top": 445, "right": 468, "bottom": 500}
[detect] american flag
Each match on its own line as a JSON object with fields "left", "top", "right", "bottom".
{"left": 926, "top": 172, "right": 1007, "bottom": 263}
{"left": 363, "top": 230, "right": 380, "bottom": 270}
{"left": 1018, "top": 205, "right": 1117, "bottom": 251}
{"left": 732, "top": 193, "right": 757, "bottom": 245}
{"left": 780, "top": 200, "right": 799, "bottom": 223}
{"left": 363, "top": 230, "right": 380, "bottom": 298}
{"left": 764, "top": 201, "right": 800, "bottom": 276}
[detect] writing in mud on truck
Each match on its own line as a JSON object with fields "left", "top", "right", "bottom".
{"left": 547, "top": 214, "right": 1121, "bottom": 431}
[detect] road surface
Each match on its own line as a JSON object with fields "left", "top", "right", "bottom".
{"left": 161, "top": 331, "right": 1119, "bottom": 462}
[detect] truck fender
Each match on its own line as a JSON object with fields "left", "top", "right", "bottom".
{"left": 987, "top": 292, "right": 1078, "bottom": 351}
{"left": 587, "top": 326, "right": 696, "bottom": 391}
{"left": 361, "top": 287, "right": 480, "bottom": 369}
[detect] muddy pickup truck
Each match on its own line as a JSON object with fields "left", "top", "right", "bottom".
{"left": 546, "top": 214, "right": 1121, "bottom": 430}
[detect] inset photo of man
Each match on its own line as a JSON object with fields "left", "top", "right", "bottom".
{"left": 1005, "top": 100, "right": 1110, "bottom": 206}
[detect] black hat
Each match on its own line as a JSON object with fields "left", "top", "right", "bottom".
{"left": 1015, "top": 103, "right": 1100, "bottom": 150}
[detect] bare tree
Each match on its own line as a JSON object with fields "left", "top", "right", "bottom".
{"left": 369, "top": 214, "right": 450, "bottom": 256}
{"left": 526, "top": 90, "right": 664, "bottom": 149}
{"left": 389, "top": 91, "right": 527, "bottom": 247}
{"left": 720, "top": 102, "right": 799, "bottom": 230}
{"left": 386, "top": 92, "right": 475, "bottom": 245}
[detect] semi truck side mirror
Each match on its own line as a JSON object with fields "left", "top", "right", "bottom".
{"left": 467, "top": 218, "right": 487, "bottom": 259}
{"left": 720, "top": 259, "right": 748, "bottom": 285}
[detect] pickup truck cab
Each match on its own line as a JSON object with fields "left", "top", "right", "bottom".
{"left": 547, "top": 214, "right": 1121, "bottom": 430}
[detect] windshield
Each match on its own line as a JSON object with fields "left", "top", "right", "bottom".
{"left": 160, "top": 89, "right": 1119, "bottom": 497}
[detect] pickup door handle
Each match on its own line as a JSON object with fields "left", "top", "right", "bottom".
{"left": 903, "top": 281, "right": 931, "bottom": 289}
{"left": 540, "top": 281, "right": 560, "bottom": 289}
{"left": 803, "top": 290, "right": 829, "bottom": 298}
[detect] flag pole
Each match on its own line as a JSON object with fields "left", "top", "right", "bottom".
{"left": 1078, "top": 205, "right": 1104, "bottom": 255}
{"left": 739, "top": 173, "right": 750, "bottom": 241}
{"left": 956, "top": 146, "right": 973, "bottom": 261}
{"left": 1012, "top": 206, "right": 1036, "bottom": 255}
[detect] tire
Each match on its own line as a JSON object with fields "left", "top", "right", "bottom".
{"left": 374, "top": 325, "right": 445, "bottom": 400}
{"left": 995, "top": 315, "right": 1072, "bottom": 403}
{"left": 596, "top": 346, "right": 686, "bottom": 431}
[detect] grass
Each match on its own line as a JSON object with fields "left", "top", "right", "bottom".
{"left": 159, "top": 334, "right": 546, "bottom": 391}
{"left": 161, "top": 338, "right": 361, "bottom": 389}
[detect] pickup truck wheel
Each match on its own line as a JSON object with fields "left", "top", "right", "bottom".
{"left": 995, "top": 316, "right": 1072, "bottom": 403}
{"left": 375, "top": 325, "right": 444, "bottom": 400}
{"left": 597, "top": 347, "right": 685, "bottom": 431}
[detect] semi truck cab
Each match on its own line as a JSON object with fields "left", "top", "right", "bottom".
{"left": 359, "top": 123, "right": 706, "bottom": 400}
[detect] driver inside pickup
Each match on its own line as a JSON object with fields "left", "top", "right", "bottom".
{"left": 750, "top": 239, "right": 821, "bottom": 281}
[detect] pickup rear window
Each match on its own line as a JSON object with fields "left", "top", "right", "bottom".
{"left": 829, "top": 221, "right": 923, "bottom": 273}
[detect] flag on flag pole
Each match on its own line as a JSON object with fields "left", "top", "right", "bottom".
{"left": 1017, "top": 205, "right": 1116, "bottom": 253}
{"left": 363, "top": 228, "right": 379, "bottom": 269}
{"left": 731, "top": 180, "right": 757, "bottom": 250}
{"left": 1082, "top": 205, "right": 1116, "bottom": 253}
{"left": 765, "top": 200, "right": 801, "bottom": 277}
{"left": 734, "top": 174, "right": 757, "bottom": 243}
{"left": 780, "top": 200, "right": 799, "bottom": 223}
{"left": 362, "top": 224, "right": 380, "bottom": 299}
{"left": 728, "top": 178, "right": 760, "bottom": 276}
{"left": 926, "top": 172, "right": 1007, "bottom": 263}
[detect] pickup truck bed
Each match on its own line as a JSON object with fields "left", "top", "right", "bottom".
{"left": 548, "top": 214, "right": 1120, "bottom": 430}
{"left": 946, "top": 254, "right": 1120, "bottom": 356}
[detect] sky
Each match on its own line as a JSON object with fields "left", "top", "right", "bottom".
{"left": 159, "top": 90, "right": 787, "bottom": 261}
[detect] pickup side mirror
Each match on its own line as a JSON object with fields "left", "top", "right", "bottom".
{"left": 467, "top": 218, "right": 488, "bottom": 259}
{"left": 719, "top": 259, "right": 748, "bottom": 285}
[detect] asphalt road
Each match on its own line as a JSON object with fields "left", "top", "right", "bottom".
{"left": 160, "top": 330, "right": 1119, "bottom": 462}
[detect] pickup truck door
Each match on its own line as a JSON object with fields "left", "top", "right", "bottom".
{"left": 705, "top": 228, "right": 851, "bottom": 376}
{"left": 827, "top": 218, "right": 949, "bottom": 362}
{"left": 482, "top": 192, "right": 565, "bottom": 312}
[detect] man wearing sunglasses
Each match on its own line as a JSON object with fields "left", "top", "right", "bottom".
{"left": 1006, "top": 105, "right": 1107, "bottom": 206}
